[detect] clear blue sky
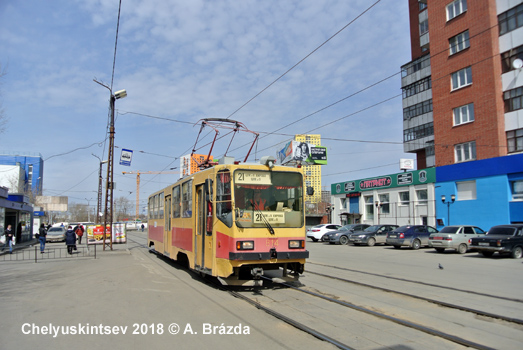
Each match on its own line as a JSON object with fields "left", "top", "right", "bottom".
{"left": 0, "top": 0, "right": 412, "bottom": 212}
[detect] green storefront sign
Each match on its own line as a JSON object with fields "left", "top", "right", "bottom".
{"left": 331, "top": 168, "right": 436, "bottom": 195}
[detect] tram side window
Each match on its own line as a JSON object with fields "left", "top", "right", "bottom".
{"left": 159, "top": 192, "right": 164, "bottom": 219}
{"left": 149, "top": 196, "right": 156, "bottom": 219}
{"left": 172, "top": 185, "right": 181, "bottom": 218}
{"left": 182, "top": 180, "right": 192, "bottom": 218}
{"left": 217, "top": 170, "right": 232, "bottom": 227}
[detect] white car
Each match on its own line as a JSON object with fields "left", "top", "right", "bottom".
{"left": 306, "top": 224, "right": 341, "bottom": 242}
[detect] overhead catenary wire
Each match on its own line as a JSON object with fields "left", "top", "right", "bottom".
{"left": 225, "top": 0, "right": 384, "bottom": 120}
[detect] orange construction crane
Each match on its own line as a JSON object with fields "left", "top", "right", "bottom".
{"left": 122, "top": 170, "right": 180, "bottom": 220}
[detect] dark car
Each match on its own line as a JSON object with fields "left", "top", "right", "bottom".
{"left": 470, "top": 224, "right": 523, "bottom": 259}
{"left": 322, "top": 224, "right": 371, "bottom": 245}
{"left": 349, "top": 224, "right": 399, "bottom": 246}
{"left": 386, "top": 225, "right": 438, "bottom": 250}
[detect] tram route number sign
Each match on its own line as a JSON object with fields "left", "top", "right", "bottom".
{"left": 235, "top": 171, "right": 272, "bottom": 185}
{"left": 254, "top": 212, "right": 285, "bottom": 224}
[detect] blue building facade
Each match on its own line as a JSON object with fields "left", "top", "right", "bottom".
{"left": 436, "top": 154, "right": 523, "bottom": 231}
{"left": 0, "top": 152, "right": 44, "bottom": 195}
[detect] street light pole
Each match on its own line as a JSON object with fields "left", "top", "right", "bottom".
{"left": 94, "top": 80, "right": 126, "bottom": 251}
{"left": 441, "top": 194, "right": 456, "bottom": 226}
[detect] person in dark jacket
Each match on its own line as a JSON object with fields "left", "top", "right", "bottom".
{"left": 2, "top": 224, "right": 14, "bottom": 254}
{"left": 65, "top": 226, "right": 77, "bottom": 254}
{"left": 38, "top": 223, "right": 47, "bottom": 253}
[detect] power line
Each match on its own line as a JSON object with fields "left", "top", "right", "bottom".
{"left": 225, "top": 0, "right": 384, "bottom": 120}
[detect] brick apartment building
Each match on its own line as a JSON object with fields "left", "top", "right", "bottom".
{"left": 401, "top": 0, "right": 523, "bottom": 227}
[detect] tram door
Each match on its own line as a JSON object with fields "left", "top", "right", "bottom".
{"left": 164, "top": 195, "right": 171, "bottom": 256}
{"left": 195, "top": 184, "right": 213, "bottom": 273}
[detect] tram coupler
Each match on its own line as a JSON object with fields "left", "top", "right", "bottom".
{"left": 251, "top": 267, "right": 263, "bottom": 279}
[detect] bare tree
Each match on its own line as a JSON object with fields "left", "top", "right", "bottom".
{"left": 0, "top": 63, "right": 7, "bottom": 134}
{"left": 68, "top": 203, "right": 89, "bottom": 222}
{"left": 114, "top": 196, "right": 133, "bottom": 221}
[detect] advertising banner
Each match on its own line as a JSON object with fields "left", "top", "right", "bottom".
{"left": 86, "top": 223, "right": 127, "bottom": 245}
{"left": 277, "top": 141, "right": 328, "bottom": 165}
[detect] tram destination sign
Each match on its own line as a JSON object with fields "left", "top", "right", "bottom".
{"left": 235, "top": 170, "right": 272, "bottom": 185}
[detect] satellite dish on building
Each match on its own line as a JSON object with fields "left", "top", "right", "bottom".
{"left": 513, "top": 58, "right": 523, "bottom": 70}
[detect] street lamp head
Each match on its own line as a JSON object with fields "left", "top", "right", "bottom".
{"left": 114, "top": 89, "right": 127, "bottom": 100}
{"left": 441, "top": 195, "right": 446, "bottom": 203}
{"left": 450, "top": 194, "right": 456, "bottom": 202}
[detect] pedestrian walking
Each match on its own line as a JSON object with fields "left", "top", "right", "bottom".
{"left": 38, "top": 223, "right": 47, "bottom": 253}
{"left": 141, "top": 223, "right": 145, "bottom": 232}
{"left": 74, "top": 224, "right": 84, "bottom": 244}
{"left": 2, "top": 224, "right": 14, "bottom": 254}
{"left": 65, "top": 225, "right": 76, "bottom": 254}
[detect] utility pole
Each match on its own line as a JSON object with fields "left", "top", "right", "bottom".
{"left": 122, "top": 170, "right": 180, "bottom": 221}
{"left": 94, "top": 80, "right": 127, "bottom": 251}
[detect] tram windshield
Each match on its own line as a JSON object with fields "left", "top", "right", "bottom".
{"left": 232, "top": 169, "right": 303, "bottom": 229}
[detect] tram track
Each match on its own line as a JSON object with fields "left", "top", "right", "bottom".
{"left": 308, "top": 262, "right": 523, "bottom": 303}
{"left": 126, "top": 234, "right": 353, "bottom": 349}
{"left": 127, "top": 233, "right": 514, "bottom": 349}
{"left": 305, "top": 268, "right": 523, "bottom": 326}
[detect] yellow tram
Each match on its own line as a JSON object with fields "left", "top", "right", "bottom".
{"left": 147, "top": 157, "right": 309, "bottom": 286}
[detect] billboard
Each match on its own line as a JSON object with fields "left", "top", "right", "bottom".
{"left": 276, "top": 141, "right": 327, "bottom": 165}
{"left": 86, "top": 223, "right": 126, "bottom": 245}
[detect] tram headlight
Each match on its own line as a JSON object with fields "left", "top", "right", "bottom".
{"left": 289, "top": 240, "right": 304, "bottom": 249}
{"left": 237, "top": 241, "right": 254, "bottom": 250}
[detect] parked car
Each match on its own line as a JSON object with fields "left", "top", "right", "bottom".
{"left": 428, "top": 225, "right": 487, "bottom": 254}
{"left": 386, "top": 225, "right": 438, "bottom": 250}
{"left": 349, "top": 224, "right": 399, "bottom": 246}
{"left": 323, "top": 224, "right": 371, "bottom": 245}
{"left": 307, "top": 224, "right": 341, "bottom": 242}
{"left": 46, "top": 227, "right": 66, "bottom": 242}
{"left": 470, "top": 224, "right": 523, "bottom": 259}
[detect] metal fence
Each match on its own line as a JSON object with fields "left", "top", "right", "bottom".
{"left": 0, "top": 245, "right": 96, "bottom": 262}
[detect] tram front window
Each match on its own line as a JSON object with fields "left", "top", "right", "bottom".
{"left": 234, "top": 170, "right": 303, "bottom": 228}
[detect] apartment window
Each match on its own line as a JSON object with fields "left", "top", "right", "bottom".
{"left": 453, "top": 103, "right": 474, "bottom": 126}
{"left": 449, "top": 30, "right": 470, "bottom": 55}
{"left": 403, "top": 100, "right": 433, "bottom": 120}
{"left": 498, "top": 3, "right": 523, "bottom": 36}
{"left": 402, "top": 77, "right": 432, "bottom": 99}
{"left": 399, "top": 191, "right": 410, "bottom": 206}
{"left": 419, "top": 19, "right": 429, "bottom": 35}
{"left": 457, "top": 180, "right": 476, "bottom": 200}
{"left": 451, "top": 67, "right": 472, "bottom": 90}
{"left": 504, "top": 87, "right": 523, "bottom": 112}
{"left": 404, "top": 122, "right": 434, "bottom": 142}
{"left": 507, "top": 128, "right": 523, "bottom": 153}
{"left": 365, "top": 195, "right": 374, "bottom": 220}
{"left": 501, "top": 45, "right": 523, "bottom": 73}
{"left": 379, "top": 194, "right": 390, "bottom": 214}
{"left": 455, "top": 141, "right": 476, "bottom": 162}
{"left": 416, "top": 189, "right": 428, "bottom": 204}
{"left": 512, "top": 180, "right": 523, "bottom": 200}
{"left": 447, "top": 0, "right": 467, "bottom": 21}
{"left": 419, "top": 2, "right": 427, "bottom": 11}
{"left": 401, "top": 55, "right": 430, "bottom": 77}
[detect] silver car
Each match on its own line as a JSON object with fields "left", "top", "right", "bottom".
{"left": 46, "top": 227, "right": 66, "bottom": 242}
{"left": 428, "top": 225, "right": 486, "bottom": 254}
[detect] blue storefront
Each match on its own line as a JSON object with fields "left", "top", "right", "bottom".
{"left": 436, "top": 153, "right": 523, "bottom": 231}
{"left": 0, "top": 187, "right": 34, "bottom": 243}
